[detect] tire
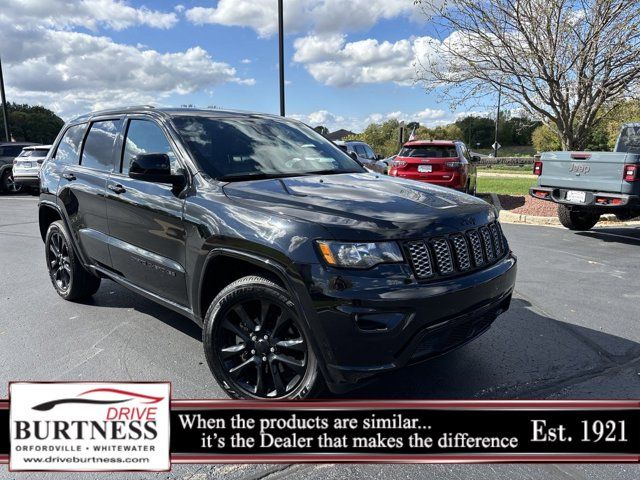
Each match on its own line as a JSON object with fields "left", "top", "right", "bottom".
{"left": 464, "top": 180, "right": 477, "bottom": 196}
{"left": 557, "top": 205, "right": 600, "bottom": 231}
{"left": 203, "top": 275, "right": 322, "bottom": 400}
{"left": 45, "top": 220, "right": 101, "bottom": 301}
{"left": 1, "top": 170, "right": 23, "bottom": 194}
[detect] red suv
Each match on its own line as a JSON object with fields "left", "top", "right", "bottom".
{"left": 388, "top": 140, "right": 478, "bottom": 194}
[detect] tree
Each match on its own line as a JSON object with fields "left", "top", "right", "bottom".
{"left": 532, "top": 124, "right": 562, "bottom": 152}
{"left": 1, "top": 103, "right": 64, "bottom": 144}
{"left": 346, "top": 119, "right": 402, "bottom": 157}
{"left": 597, "top": 99, "right": 640, "bottom": 149}
{"left": 454, "top": 115, "right": 495, "bottom": 147}
{"left": 415, "top": 124, "right": 464, "bottom": 141}
{"left": 416, "top": 0, "right": 640, "bottom": 150}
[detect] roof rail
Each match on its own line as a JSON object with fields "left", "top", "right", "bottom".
{"left": 70, "top": 105, "right": 157, "bottom": 122}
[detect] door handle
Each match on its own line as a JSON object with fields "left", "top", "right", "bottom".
{"left": 108, "top": 184, "right": 126, "bottom": 194}
{"left": 62, "top": 172, "right": 76, "bottom": 181}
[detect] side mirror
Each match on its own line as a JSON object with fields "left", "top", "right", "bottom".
{"left": 129, "top": 153, "right": 186, "bottom": 188}
{"left": 349, "top": 151, "right": 358, "bottom": 161}
{"left": 471, "top": 155, "right": 481, "bottom": 162}
{"left": 376, "top": 154, "right": 383, "bottom": 160}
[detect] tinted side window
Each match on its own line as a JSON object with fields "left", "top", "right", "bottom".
{"left": 54, "top": 124, "right": 87, "bottom": 164}
{"left": 81, "top": 120, "right": 122, "bottom": 171}
{"left": 122, "top": 120, "right": 176, "bottom": 174}
{"left": 1, "top": 145, "right": 25, "bottom": 157}
{"left": 364, "top": 145, "right": 376, "bottom": 159}
{"left": 354, "top": 144, "right": 367, "bottom": 157}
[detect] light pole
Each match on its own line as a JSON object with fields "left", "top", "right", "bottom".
{"left": 278, "top": 0, "right": 285, "bottom": 117}
{"left": 0, "top": 55, "right": 10, "bottom": 142}
{"left": 493, "top": 85, "right": 501, "bottom": 158}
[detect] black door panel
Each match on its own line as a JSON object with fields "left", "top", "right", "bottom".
{"left": 105, "top": 118, "right": 188, "bottom": 306}
{"left": 105, "top": 175, "right": 187, "bottom": 304}
{"left": 58, "top": 165, "right": 111, "bottom": 266}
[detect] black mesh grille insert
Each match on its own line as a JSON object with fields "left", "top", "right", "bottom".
{"left": 467, "top": 229, "right": 484, "bottom": 267}
{"left": 480, "top": 226, "right": 495, "bottom": 261}
{"left": 406, "top": 241, "right": 433, "bottom": 278}
{"left": 489, "top": 223, "right": 503, "bottom": 257}
{"left": 431, "top": 238, "right": 454, "bottom": 275}
{"left": 405, "top": 222, "right": 506, "bottom": 280}
{"left": 450, "top": 234, "right": 471, "bottom": 271}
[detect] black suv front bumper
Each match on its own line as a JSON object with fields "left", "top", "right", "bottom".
{"left": 301, "top": 253, "right": 517, "bottom": 392}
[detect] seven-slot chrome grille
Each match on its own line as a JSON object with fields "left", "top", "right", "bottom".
{"left": 405, "top": 222, "right": 506, "bottom": 280}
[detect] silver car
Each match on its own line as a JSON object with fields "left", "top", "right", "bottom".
{"left": 12, "top": 145, "right": 51, "bottom": 191}
{"left": 333, "top": 140, "right": 382, "bottom": 171}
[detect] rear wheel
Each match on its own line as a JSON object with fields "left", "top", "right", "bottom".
{"left": 45, "top": 221, "right": 101, "bottom": 300}
{"left": 203, "top": 276, "right": 322, "bottom": 400}
{"left": 557, "top": 205, "right": 600, "bottom": 231}
{"left": 1, "top": 170, "right": 23, "bottom": 194}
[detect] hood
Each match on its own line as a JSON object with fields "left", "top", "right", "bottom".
{"left": 222, "top": 173, "right": 496, "bottom": 240}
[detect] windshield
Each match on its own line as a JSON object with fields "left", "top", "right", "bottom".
{"left": 399, "top": 145, "right": 458, "bottom": 158}
{"left": 171, "top": 116, "right": 365, "bottom": 180}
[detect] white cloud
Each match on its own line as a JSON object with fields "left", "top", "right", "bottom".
{"left": 184, "top": 0, "right": 418, "bottom": 37}
{"left": 0, "top": 16, "right": 254, "bottom": 118}
{"left": 0, "top": 0, "right": 178, "bottom": 30}
{"left": 241, "top": 58, "right": 252, "bottom": 64}
{"left": 293, "top": 34, "right": 442, "bottom": 87}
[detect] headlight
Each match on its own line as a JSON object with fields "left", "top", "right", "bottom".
{"left": 316, "top": 241, "right": 403, "bottom": 268}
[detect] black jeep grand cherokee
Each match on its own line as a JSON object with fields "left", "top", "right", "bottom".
{"left": 38, "top": 106, "right": 516, "bottom": 399}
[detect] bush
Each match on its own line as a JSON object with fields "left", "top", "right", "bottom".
{"left": 532, "top": 125, "right": 562, "bottom": 152}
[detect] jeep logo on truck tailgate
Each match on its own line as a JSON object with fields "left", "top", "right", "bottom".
{"left": 569, "top": 163, "right": 590, "bottom": 174}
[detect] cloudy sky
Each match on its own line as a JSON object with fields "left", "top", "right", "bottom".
{"left": 0, "top": 0, "right": 494, "bottom": 132}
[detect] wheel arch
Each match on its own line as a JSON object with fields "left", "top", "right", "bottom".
{"left": 196, "top": 249, "right": 292, "bottom": 323}
{"left": 38, "top": 201, "right": 63, "bottom": 241}
{"left": 196, "top": 247, "right": 333, "bottom": 393}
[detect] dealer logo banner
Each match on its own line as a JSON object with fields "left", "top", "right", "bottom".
{"left": 9, "top": 382, "right": 170, "bottom": 471}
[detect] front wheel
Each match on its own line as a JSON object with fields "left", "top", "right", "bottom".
{"left": 203, "top": 276, "right": 322, "bottom": 400}
{"left": 1, "top": 170, "right": 23, "bottom": 194}
{"left": 557, "top": 205, "right": 600, "bottom": 231}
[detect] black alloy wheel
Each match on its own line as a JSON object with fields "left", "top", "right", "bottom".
{"left": 47, "top": 230, "right": 72, "bottom": 294}
{"left": 204, "top": 276, "right": 320, "bottom": 400}
{"left": 1, "top": 170, "right": 23, "bottom": 194}
{"left": 217, "top": 297, "right": 308, "bottom": 397}
{"left": 45, "top": 221, "right": 101, "bottom": 300}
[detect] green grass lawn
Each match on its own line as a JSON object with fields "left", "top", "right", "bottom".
{"left": 478, "top": 165, "right": 534, "bottom": 175}
{"left": 475, "top": 145, "right": 537, "bottom": 157}
{"left": 477, "top": 175, "right": 536, "bottom": 196}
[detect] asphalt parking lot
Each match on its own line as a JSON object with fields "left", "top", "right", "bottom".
{"left": 1, "top": 194, "right": 639, "bottom": 479}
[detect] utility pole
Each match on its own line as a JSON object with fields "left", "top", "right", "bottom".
{"left": 493, "top": 85, "right": 502, "bottom": 158}
{"left": 278, "top": 0, "right": 285, "bottom": 117}
{"left": 0, "top": 55, "right": 10, "bottom": 142}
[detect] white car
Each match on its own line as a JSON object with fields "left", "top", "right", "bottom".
{"left": 12, "top": 145, "right": 51, "bottom": 191}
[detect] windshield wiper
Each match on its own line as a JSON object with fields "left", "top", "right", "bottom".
{"left": 300, "top": 169, "right": 363, "bottom": 176}
{"left": 218, "top": 169, "right": 362, "bottom": 182}
{"left": 218, "top": 172, "right": 307, "bottom": 182}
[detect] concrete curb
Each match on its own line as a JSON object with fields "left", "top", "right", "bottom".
{"left": 488, "top": 193, "right": 640, "bottom": 227}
